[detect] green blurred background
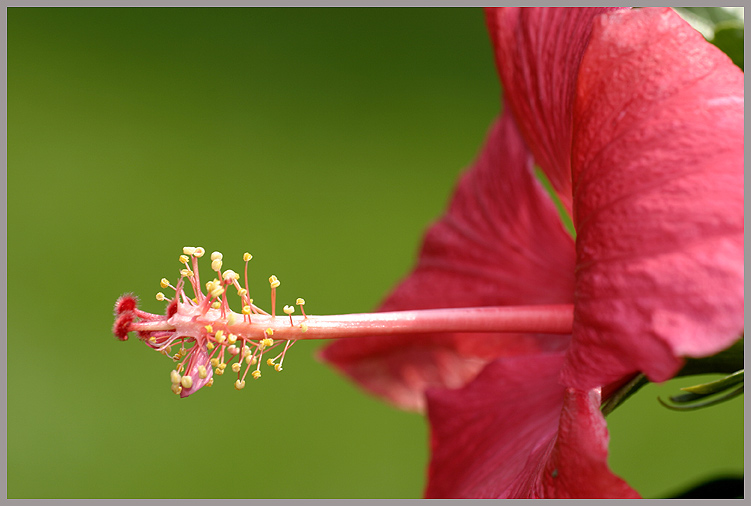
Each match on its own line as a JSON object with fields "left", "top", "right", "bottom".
{"left": 7, "top": 7, "right": 743, "bottom": 498}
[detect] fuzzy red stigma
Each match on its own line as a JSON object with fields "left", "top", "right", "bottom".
{"left": 113, "top": 311, "right": 135, "bottom": 341}
{"left": 115, "top": 294, "right": 138, "bottom": 315}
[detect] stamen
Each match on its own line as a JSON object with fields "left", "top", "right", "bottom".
{"left": 284, "top": 305, "right": 295, "bottom": 326}
{"left": 296, "top": 298, "right": 307, "bottom": 318}
{"left": 180, "top": 375, "right": 193, "bottom": 389}
{"left": 269, "top": 275, "right": 280, "bottom": 317}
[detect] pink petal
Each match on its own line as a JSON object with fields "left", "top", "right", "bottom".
{"left": 180, "top": 344, "right": 213, "bottom": 398}
{"left": 319, "top": 111, "right": 576, "bottom": 412}
{"left": 485, "top": 7, "right": 626, "bottom": 215}
{"left": 425, "top": 353, "right": 638, "bottom": 498}
{"left": 564, "top": 7, "right": 745, "bottom": 389}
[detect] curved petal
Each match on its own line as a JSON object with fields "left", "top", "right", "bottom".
{"left": 485, "top": 7, "right": 626, "bottom": 215}
{"left": 179, "top": 344, "right": 213, "bottom": 398}
{"left": 564, "top": 7, "right": 745, "bottom": 389}
{"left": 425, "top": 353, "right": 638, "bottom": 498}
{"left": 319, "top": 111, "right": 576, "bottom": 412}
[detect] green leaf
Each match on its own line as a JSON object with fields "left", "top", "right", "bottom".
{"left": 712, "top": 23, "right": 744, "bottom": 70}
{"left": 659, "top": 385, "right": 743, "bottom": 411}
{"left": 680, "top": 369, "right": 744, "bottom": 395}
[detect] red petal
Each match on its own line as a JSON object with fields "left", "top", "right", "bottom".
{"left": 320, "top": 111, "right": 575, "bottom": 411}
{"left": 564, "top": 7, "right": 745, "bottom": 389}
{"left": 425, "top": 353, "right": 638, "bottom": 498}
{"left": 485, "top": 7, "right": 626, "bottom": 215}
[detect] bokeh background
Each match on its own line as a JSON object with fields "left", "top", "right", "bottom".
{"left": 7, "top": 7, "right": 743, "bottom": 498}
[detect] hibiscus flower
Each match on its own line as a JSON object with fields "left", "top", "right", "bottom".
{"left": 320, "top": 7, "right": 743, "bottom": 498}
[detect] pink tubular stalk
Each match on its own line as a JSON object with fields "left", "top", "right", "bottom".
{"left": 129, "top": 304, "right": 575, "bottom": 339}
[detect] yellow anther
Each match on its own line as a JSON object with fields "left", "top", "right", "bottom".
{"left": 171, "top": 384, "right": 182, "bottom": 395}
{"left": 300, "top": 322, "right": 308, "bottom": 332}
{"left": 211, "top": 301, "right": 221, "bottom": 309}
{"left": 207, "top": 342, "right": 215, "bottom": 351}
{"left": 242, "top": 305, "right": 252, "bottom": 315}
{"left": 266, "top": 358, "right": 275, "bottom": 366}
{"left": 205, "top": 325, "right": 213, "bottom": 333}
{"left": 179, "top": 255, "right": 190, "bottom": 265}
{"left": 228, "top": 333, "right": 238, "bottom": 345}
{"left": 215, "top": 330, "right": 226, "bottom": 344}
{"left": 149, "top": 336, "right": 157, "bottom": 343}
{"left": 269, "top": 275, "right": 280, "bottom": 288}
{"left": 206, "top": 377, "right": 213, "bottom": 387}
{"left": 243, "top": 252, "right": 252, "bottom": 262}
{"left": 274, "top": 363, "right": 282, "bottom": 372}
{"left": 223, "top": 270, "right": 240, "bottom": 281}
{"left": 242, "top": 345, "right": 251, "bottom": 357}
{"left": 210, "top": 357, "right": 220, "bottom": 367}
{"left": 192, "top": 297, "right": 198, "bottom": 304}
{"left": 264, "top": 328, "right": 274, "bottom": 337}
{"left": 198, "top": 365, "right": 208, "bottom": 379}
{"left": 247, "top": 355, "right": 258, "bottom": 365}
{"left": 180, "top": 269, "right": 194, "bottom": 278}
{"left": 218, "top": 363, "right": 227, "bottom": 370}
{"left": 211, "top": 251, "right": 223, "bottom": 262}
{"left": 235, "top": 379, "right": 246, "bottom": 390}
{"left": 156, "top": 292, "right": 166, "bottom": 301}
{"left": 227, "top": 345, "right": 239, "bottom": 356}
{"left": 296, "top": 298, "right": 305, "bottom": 305}
{"left": 183, "top": 247, "right": 197, "bottom": 256}
{"left": 176, "top": 363, "right": 184, "bottom": 373}
{"left": 227, "top": 312, "right": 238, "bottom": 326}
{"left": 160, "top": 278, "right": 171, "bottom": 288}
{"left": 194, "top": 247, "right": 205, "bottom": 258}
{"left": 170, "top": 370, "right": 181, "bottom": 385}
{"left": 237, "top": 288, "right": 248, "bottom": 297}
{"left": 211, "top": 259, "right": 223, "bottom": 272}
{"left": 231, "top": 363, "right": 241, "bottom": 373}
{"left": 284, "top": 305, "right": 295, "bottom": 315}
{"left": 215, "top": 367, "right": 224, "bottom": 376}
{"left": 251, "top": 370, "right": 261, "bottom": 380}
{"left": 180, "top": 375, "right": 193, "bottom": 389}
{"left": 261, "top": 337, "right": 274, "bottom": 348}
{"left": 206, "top": 279, "right": 225, "bottom": 298}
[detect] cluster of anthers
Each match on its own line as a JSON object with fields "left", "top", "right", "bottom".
{"left": 113, "top": 247, "right": 308, "bottom": 397}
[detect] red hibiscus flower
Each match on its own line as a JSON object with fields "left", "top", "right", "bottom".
{"left": 321, "top": 7, "right": 743, "bottom": 498}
